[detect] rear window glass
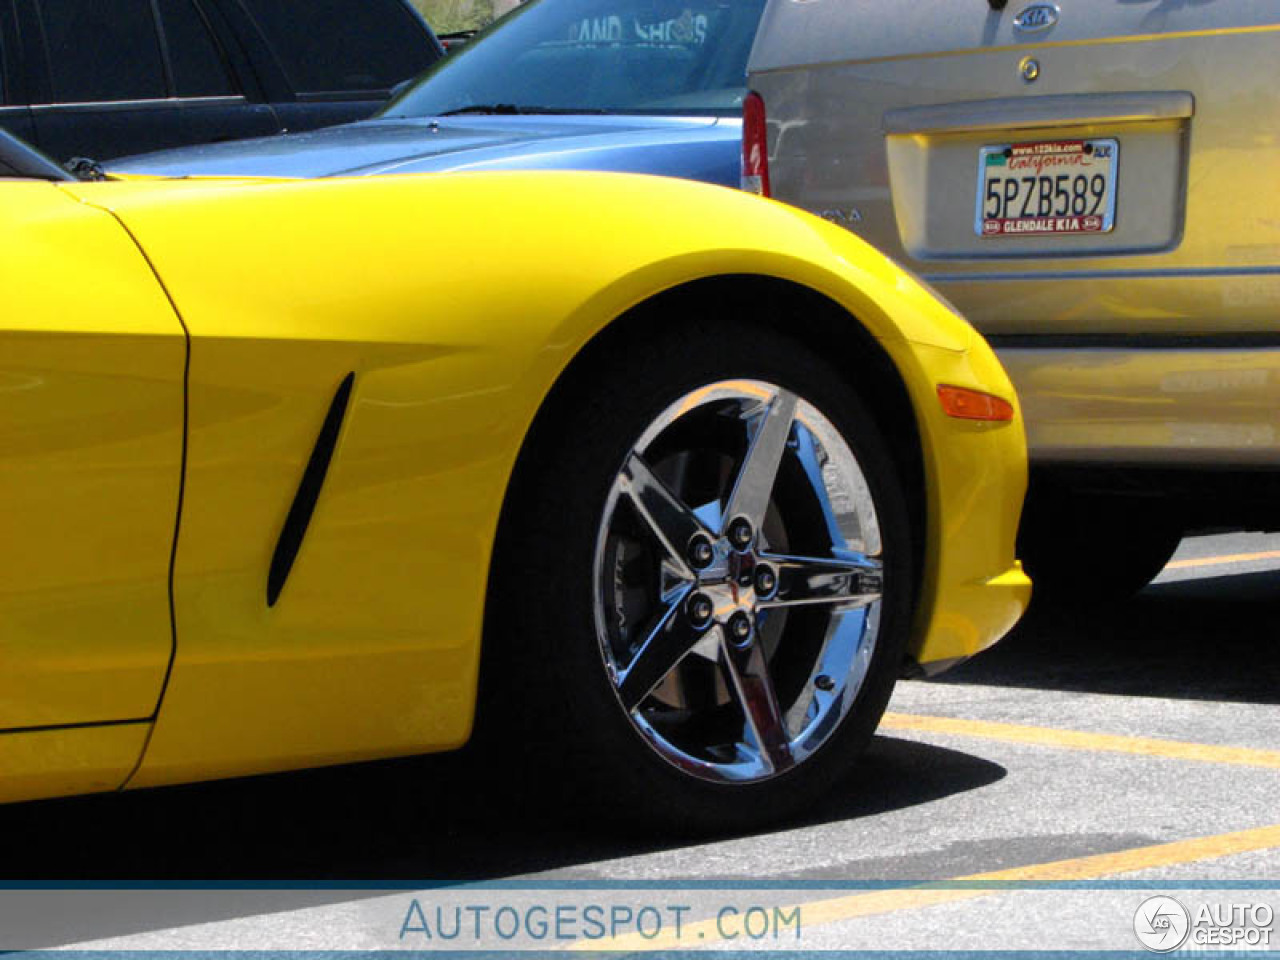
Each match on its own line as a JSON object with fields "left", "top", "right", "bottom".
{"left": 240, "top": 0, "right": 436, "bottom": 95}
{"left": 38, "top": 0, "right": 166, "bottom": 102}
{"left": 385, "top": 0, "right": 766, "bottom": 118}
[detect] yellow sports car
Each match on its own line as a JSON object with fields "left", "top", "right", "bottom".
{"left": 1, "top": 131, "right": 1028, "bottom": 828}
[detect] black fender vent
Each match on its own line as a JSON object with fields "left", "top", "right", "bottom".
{"left": 267, "top": 372, "right": 355, "bottom": 607}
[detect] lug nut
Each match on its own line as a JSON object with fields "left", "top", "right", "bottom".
{"left": 814, "top": 674, "right": 835, "bottom": 692}
{"left": 727, "top": 610, "right": 753, "bottom": 644}
{"left": 754, "top": 564, "right": 778, "bottom": 599}
{"left": 727, "top": 517, "right": 754, "bottom": 551}
{"left": 687, "top": 593, "right": 714, "bottom": 628}
{"left": 687, "top": 534, "right": 714, "bottom": 570}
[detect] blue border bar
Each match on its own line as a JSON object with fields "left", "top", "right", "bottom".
{"left": 1, "top": 880, "right": 1278, "bottom": 891}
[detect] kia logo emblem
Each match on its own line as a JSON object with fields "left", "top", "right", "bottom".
{"left": 1013, "top": 3, "right": 1059, "bottom": 31}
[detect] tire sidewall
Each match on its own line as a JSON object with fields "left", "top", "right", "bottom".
{"left": 494, "top": 319, "right": 914, "bottom": 830}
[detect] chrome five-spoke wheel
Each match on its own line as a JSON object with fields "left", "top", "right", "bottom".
{"left": 594, "top": 380, "right": 888, "bottom": 784}
{"left": 486, "top": 319, "right": 912, "bottom": 829}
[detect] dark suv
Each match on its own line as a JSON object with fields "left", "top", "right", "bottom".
{"left": 0, "top": 0, "right": 442, "bottom": 161}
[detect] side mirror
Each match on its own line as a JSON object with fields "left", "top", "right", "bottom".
{"left": 0, "top": 129, "right": 75, "bottom": 181}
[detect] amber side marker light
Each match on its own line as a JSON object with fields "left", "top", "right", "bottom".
{"left": 937, "top": 384, "right": 1015, "bottom": 422}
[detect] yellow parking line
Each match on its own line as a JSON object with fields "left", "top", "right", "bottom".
{"left": 1165, "top": 549, "right": 1280, "bottom": 570}
{"left": 879, "top": 713, "right": 1280, "bottom": 770}
{"left": 572, "top": 824, "right": 1280, "bottom": 951}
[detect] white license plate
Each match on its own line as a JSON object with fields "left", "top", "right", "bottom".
{"left": 975, "top": 138, "right": 1118, "bottom": 237}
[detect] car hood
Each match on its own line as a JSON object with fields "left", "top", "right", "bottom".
{"left": 110, "top": 114, "right": 738, "bottom": 182}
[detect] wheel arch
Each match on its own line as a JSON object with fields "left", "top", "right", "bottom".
{"left": 481, "top": 274, "right": 928, "bottom": 693}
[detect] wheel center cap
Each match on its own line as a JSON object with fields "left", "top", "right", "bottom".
{"left": 697, "top": 546, "right": 759, "bottom": 609}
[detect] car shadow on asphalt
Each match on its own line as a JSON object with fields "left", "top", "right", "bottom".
{"left": 0, "top": 734, "right": 1003, "bottom": 884}
{"left": 0, "top": 733, "right": 1005, "bottom": 946}
{"left": 925, "top": 569, "right": 1280, "bottom": 704}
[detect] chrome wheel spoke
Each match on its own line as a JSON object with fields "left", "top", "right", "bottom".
{"left": 594, "top": 379, "right": 887, "bottom": 786}
{"left": 793, "top": 421, "right": 851, "bottom": 551}
{"left": 719, "top": 634, "right": 794, "bottom": 774}
{"left": 759, "top": 553, "right": 883, "bottom": 609}
{"left": 617, "top": 590, "right": 707, "bottom": 712}
{"left": 723, "top": 388, "right": 797, "bottom": 533}
{"left": 619, "top": 452, "right": 711, "bottom": 577}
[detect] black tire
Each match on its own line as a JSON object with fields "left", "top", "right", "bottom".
{"left": 1019, "top": 491, "right": 1182, "bottom": 605}
{"left": 481, "top": 317, "right": 914, "bottom": 832}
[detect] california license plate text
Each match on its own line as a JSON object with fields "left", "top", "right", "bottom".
{"left": 976, "top": 139, "right": 1118, "bottom": 237}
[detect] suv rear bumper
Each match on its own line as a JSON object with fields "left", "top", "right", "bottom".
{"left": 995, "top": 342, "right": 1280, "bottom": 465}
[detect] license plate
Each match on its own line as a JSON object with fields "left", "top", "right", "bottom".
{"left": 976, "top": 138, "right": 1118, "bottom": 237}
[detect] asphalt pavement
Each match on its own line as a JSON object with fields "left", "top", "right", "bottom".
{"left": 4, "top": 531, "right": 1278, "bottom": 952}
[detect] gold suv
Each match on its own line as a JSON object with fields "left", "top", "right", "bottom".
{"left": 747, "top": 1, "right": 1280, "bottom": 597}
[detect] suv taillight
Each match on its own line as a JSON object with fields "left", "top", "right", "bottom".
{"left": 741, "top": 91, "right": 771, "bottom": 197}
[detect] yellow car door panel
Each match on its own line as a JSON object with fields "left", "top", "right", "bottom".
{"left": 0, "top": 183, "right": 184, "bottom": 733}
